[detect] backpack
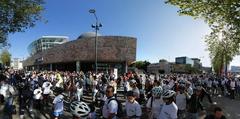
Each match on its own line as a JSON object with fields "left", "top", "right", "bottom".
{"left": 107, "top": 98, "right": 124, "bottom": 117}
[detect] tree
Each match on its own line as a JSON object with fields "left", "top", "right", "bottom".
{"left": 131, "top": 60, "right": 150, "bottom": 72}
{"left": 0, "top": 0, "right": 45, "bottom": 43}
{"left": 159, "top": 59, "right": 167, "bottom": 62}
{"left": 206, "top": 30, "right": 239, "bottom": 75}
{"left": 1, "top": 50, "right": 11, "bottom": 66}
{"left": 165, "top": 0, "right": 240, "bottom": 74}
{"left": 165, "top": 0, "right": 240, "bottom": 32}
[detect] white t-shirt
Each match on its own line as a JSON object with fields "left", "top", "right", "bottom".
{"left": 53, "top": 94, "right": 64, "bottom": 112}
{"left": 158, "top": 102, "right": 178, "bottom": 119}
{"left": 146, "top": 97, "right": 164, "bottom": 118}
{"left": 187, "top": 87, "right": 193, "bottom": 96}
{"left": 236, "top": 80, "right": 240, "bottom": 87}
{"left": 125, "top": 100, "right": 142, "bottom": 119}
{"left": 213, "top": 80, "right": 219, "bottom": 86}
{"left": 33, "top": 88, "right": 42, "bottom": 100}
{"left": 124, "top": 81, "right": 130, "bottom": 91}
{"left": 163, "top": 84, "right": 171, "bottom": 92}
{"left": 102, "top": 97, "right": 118, "bottom": 119}
{"left": 0, "top": 84, "right": 15, "bottom": 99}
{"left": 221, "top": 79, "right": 226, "bottom": 85}
{"left": 169, "top": 80, "right": 175, "bottom": 89}
{"left": 176, "top": 93, "right": 187, "bottom": 110}
{"left": 42, "top": 82, "right": 52, "bottom": 95}
{"left": 207, "top": 80, "right": 212, "bottom": 88}
{"left": 92, "top": 79, "right": 98, "bottom": 92}
{"left": 230, "top": 81, "right": 236, "bottom": 89}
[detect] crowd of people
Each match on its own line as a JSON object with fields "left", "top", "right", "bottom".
{"left": 0, "top": 68, "right": 238, "bottom": 119}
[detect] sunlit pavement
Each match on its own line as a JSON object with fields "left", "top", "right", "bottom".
{"left": 212, "top": 95, "right": 240, "bottom": 119}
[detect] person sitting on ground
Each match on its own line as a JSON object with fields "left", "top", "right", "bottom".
{"left": 205, "top": 107, "right": 226, "bottom": 119}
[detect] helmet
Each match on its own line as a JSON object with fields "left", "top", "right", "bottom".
{"left": 179, "top": 84, "right": 185, "bottom": 90}
{"left": 195, "top": 80, "right": 201, "bottom": 86}
{"left": 178, "top": 79, "right": 185, "bottom": 85}
{"left": 129, "top": 79, "right": 137, "bottom": 84}
{"left": 162, "top": 90, "right": 176, "bottom": 98}
{"left": 152, "top": 86, "right": 163, "bottom": 97}
{"left": 70, "top": 101, "right": 90, "bottom": 118}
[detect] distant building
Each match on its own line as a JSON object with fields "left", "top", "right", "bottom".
{"left": 28, "top": 36, "right": 68, "bottom": 55}
{"left": 11, "top": 58, "right": 23, "bottom": 70}
{"left": 231, "top": 66, "right": 240, "bottom": 73}
{"left": 171, "top": 63, "right": 187, "bottom": 73}
{"left": 202, "top": 67, "right": 212, "bottom": 74}
{"left": 175, "top": 56, "right": 194, "bottom": 66}
{"left": 147, "top": 60, "right": 171, "bottom": 74}
{"left": 191, "top": 58, "right": 202, "bottom": 69}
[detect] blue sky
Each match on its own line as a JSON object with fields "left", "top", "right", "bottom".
{"left": 7, "top": 0, "right": 240, "bottom": 67}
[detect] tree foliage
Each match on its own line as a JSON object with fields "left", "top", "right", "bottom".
{"left": 0, "top": 0, "right": 44, "bottom": 43}
{"left": 159, "top": 59, "right": 168, "bottom": 62}
{"left": 166, "top": 0, "right": 240, "bottom": 74}
{"left": 1, "top": 49, "right": 11, "bottom": 66}
{"left": 131, "top": 60, "right": 151, "bottom": 72}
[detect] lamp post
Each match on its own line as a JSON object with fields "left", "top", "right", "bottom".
{"left": 89, "top": 9, "right": 102, "bottom": 73}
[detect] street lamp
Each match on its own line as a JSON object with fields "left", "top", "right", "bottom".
{"left": 89, "top": 9, "right": 102, "bottom": 73}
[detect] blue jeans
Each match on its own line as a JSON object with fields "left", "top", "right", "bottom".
{"left": 5, "top": 97, "right": 13, "bottom": 110}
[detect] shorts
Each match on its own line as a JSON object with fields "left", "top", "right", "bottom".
{"left": 53, "top": 111, "right": 63, "bottom": 117}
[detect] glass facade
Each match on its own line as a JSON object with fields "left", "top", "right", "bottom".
{"left": 175, "top": 57, "right": 194, "bottom": 66}
{"left": 28, "top": 36, "right": 68, "bottom": 55}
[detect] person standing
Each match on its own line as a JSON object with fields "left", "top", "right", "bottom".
{"left": 52, "top": 88, "right": 64, "bottom": 119}
{"left": 42, "top": 81, "right": 53, "bottom": 106}
{"left": 228, "top": 78, "right": 236, "bottom": 99}
{"left": 186, "top": 86, "right": 204, "bottom": 119}
{"left": 176, "top": 85, "right": 190, "bottom": 119}
{"left": 125, "top": 91, "right": 142, "bottom": 119}
{"left": 146, "top": 86, "right": 164, "bottom": 119}
{"left": 102, "top": 86, "right": 118, "bottom": 119}
{"left": 158, "top": 90, "right": 178, "bottom": 119}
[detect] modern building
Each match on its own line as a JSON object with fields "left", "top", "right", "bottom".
{"left": 191, "top": 58, "right": 202, "bottom": 69}
{"left": 11, "top": 58, "right": 23, "bottom": 70}
{"left": 175, "top": 56, "right": 194, "bottom": 66}
{"left": 23, "top": 32, "right": 137, "bottom": 74}
{"left": 28, "top": 36, "right": 68, "bottom": 55}
{"left": 231, "top": 66, "right": 240, "bottom": 73}
{"left": 171, "top": 63, "right": 187, "bottom": 73}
